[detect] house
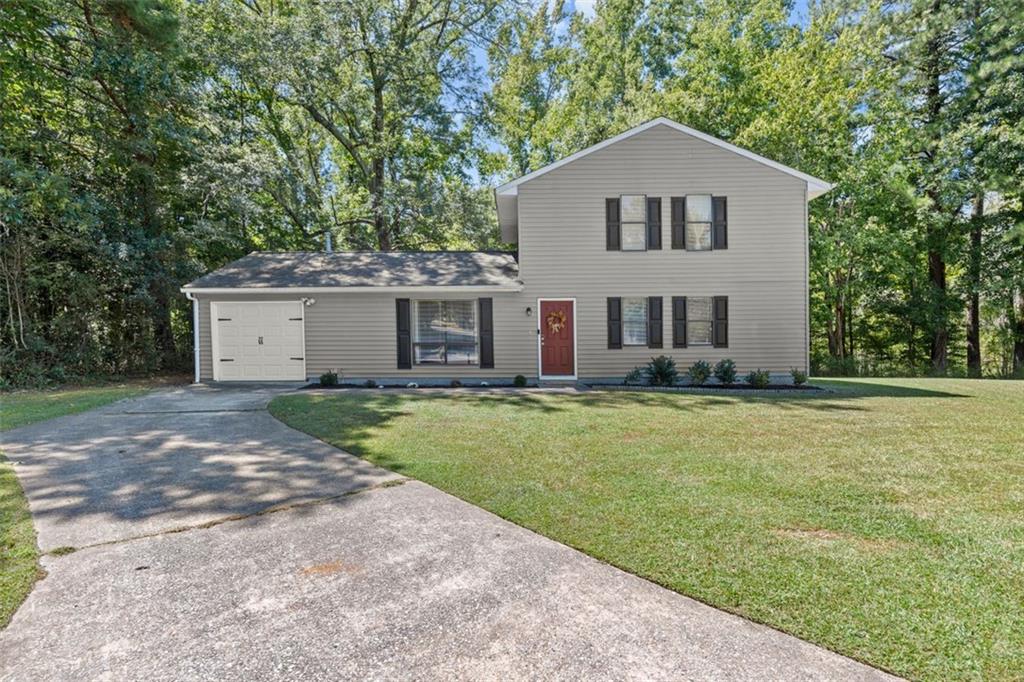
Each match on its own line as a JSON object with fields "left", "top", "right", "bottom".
{"left": 181, "top": 117, "right": 832, "bottom": 384}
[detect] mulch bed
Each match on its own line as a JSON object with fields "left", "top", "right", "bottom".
{"left": 588, "top": 383, "right": 826, "bottom": 394}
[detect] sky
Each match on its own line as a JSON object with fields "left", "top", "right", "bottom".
{"left": 567, "top": 0, "right": 813, "bottom": 26}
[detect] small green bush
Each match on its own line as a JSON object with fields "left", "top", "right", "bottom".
{"left": 450, "top": 378, "right": 462, "bottom": 388}
{"left": 790, "top": 367, "right": 808, "bottom": 385}
{"left": 643, "top": 355, "right": 678, "bottom": 386}
{"left": 624, "top": 367, "right": 644, "bottom": 385}
{"left": 687, "top": 360, "right": 712, "bottom": 386}
{"left": 319, "top": 371, "right": 339, "bottom": 386}
{"left": 713, "top": 358, "right": 737, "bottom": 385}
{"left": 513, "top": 374, "right": 528, "bottom": 387}
{"left": 364, "top": 379, "right": 377, "bottom": 388}
{"left": 746, "top": 368, "right": 771, "bottom": 388}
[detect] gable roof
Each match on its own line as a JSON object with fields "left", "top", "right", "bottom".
{"left": 181, "top": 251, "right": 522, "bottom": 293}
{"left": 495, "top": 117, "right": 834, "bottom": 199}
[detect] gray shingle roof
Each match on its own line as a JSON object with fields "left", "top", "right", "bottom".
{"left": 183, "top": 251, "right": 521, "bottom": 290}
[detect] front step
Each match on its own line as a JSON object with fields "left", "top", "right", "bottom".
{"left": 537, "top": 379, "right": 586, "bottom": 389}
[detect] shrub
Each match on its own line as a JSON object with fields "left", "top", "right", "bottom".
{"left": 624, "top": 367, "right": 644, "bottom": 385}
{"left": 319, "top": 371, "right": 339, "bottom": 386}
{"left": 643, "top": 355, "right": 678, "bottom": 386}
{"left": 687, "top": 360, "right": 712, "bottom": 386}
{"left": 364, "top": 379, "right": 377, "bottom": 388}
{"left": 790, "top": 367, "right": 808, "bottom": 385}
{"left": 450, "top": 378, "right": 462, "bottom": 388}
{"left": 713, "top": 358, "right": 737, "bottom": 385}
{"left": 513, "top": 374, "right": 528, "bottom": 387}
{"left": 746, "top": 368, "right": 771, "bottom": 388}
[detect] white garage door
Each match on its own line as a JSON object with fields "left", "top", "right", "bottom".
{"left": 211, "top": 301, "right": 306, "bottom": 381}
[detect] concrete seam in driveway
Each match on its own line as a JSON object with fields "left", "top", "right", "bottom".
{"left": 46, "top": 478, "right": 412, "bottom": 555}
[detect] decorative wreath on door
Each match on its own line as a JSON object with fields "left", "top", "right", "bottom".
{"left": 546, "top": 309, "right": 567, "bottom": 334}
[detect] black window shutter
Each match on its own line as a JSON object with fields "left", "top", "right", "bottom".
{"left": 607, "top": 297, "right": 622, "bottom": 349}
{"left": 672, "top": 296, "right": 688, "bottom": 348}
{"left": 478, "top": 298, "right": 494, "bottom": 368}
{"left": 713, "top": 296, "right": 729, "bottom": 348}
{"left": 396, "top": 299, "right": 412, "bottom": 368}
{"left": 671, "top": 197, "right": 685, "bottom": 249}
{"left": 647, "top": 296, "right": 663, "bottom": 348}
{"left": 713, "top": 196, "right": 728, "bottom": 250}
{"left": 606, "top": 198, "right": 621, "bottom": 251}
{"left": 646, "top": 197, "right": 662, "bottom": 250}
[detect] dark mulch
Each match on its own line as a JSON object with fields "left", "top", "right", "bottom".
{"left": 590, "top": 383, "right": 825, "bottom": 393}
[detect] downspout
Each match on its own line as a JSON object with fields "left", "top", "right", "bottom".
{"left": 804, "top": 184, "right": 810, "bottom": 376}
{"left": 184, "top": 291, "right": 200, "bottom": 384}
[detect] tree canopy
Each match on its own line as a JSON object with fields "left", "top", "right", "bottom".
{"left": 2, "top": 0, "right": 1022, "bottom": 385}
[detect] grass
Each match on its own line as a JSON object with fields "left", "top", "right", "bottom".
{"left": 1, "top": 382, "right": 156, "bottom": 627}
{"left": 0, "top": 456, "right": 41, "bottom": 628}
{"left": 1, "top": 384, "right": 149, "bottom": 432}
{"left": 270, "top": 378, "right": 1024, "bottom": 681}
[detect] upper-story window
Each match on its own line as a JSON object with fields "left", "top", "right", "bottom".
{"left": 671, "top": 195, "right": 728, "bottom": 250}
{"left": 685, "top": 195, "right": 713, "bottom": 251}
{"left": 620, "top": 195, "right": 647, "bottom": 251}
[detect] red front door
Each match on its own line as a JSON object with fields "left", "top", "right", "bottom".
{"left": 540, "top": 300, "right": 575, "bottom": 377}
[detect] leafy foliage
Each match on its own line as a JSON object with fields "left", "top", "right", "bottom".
{"left": 319, "top": 371, "right": 339, "bottom": 387}
{"left": 745, "top": 368, "right": 771, "bottom": 388}
{"left": 643, "top": 355, "right": 678, "bottom": 387}
{"left": 790, "top": 368, "right": 808, "bottom": 386}
{"left": 686, "top": 360, "right": 712, "bottom": 386}
{"left": 2, "top": 0, "right": 1022, "bottom": 387}
{"left": 713, "top": 358, "right": 738, "bottom": 385}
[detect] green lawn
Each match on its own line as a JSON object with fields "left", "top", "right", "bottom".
{"left": 270, "top": 378, "right": 1024, "bottom": 681}
{"left": 1, "top": 383, "right": 150, "bottom": 628}
{"left": 1, "top": 385, "right": 148, "bottom": 432}
{"left": 0, "top": 457, "right": 40, "bottom": 628}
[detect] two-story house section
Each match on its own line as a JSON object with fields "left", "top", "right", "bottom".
{"left": 182, "top": 118, "right": 832, "bottom": 384}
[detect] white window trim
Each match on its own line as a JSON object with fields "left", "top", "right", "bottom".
{"left": 536, "top": 297, "right": 578, "bottom": 380}
{"left": 412, "top": 299, "right": 480, "bottom": 366}
{"left": 685, "top": 194, "right": 714, "bottom": 252}
{"left": 620, "top": 194, "right": 648, "bottom": 251}
{"left": 687, "top": 296, "right": 714, "bottom": 346}
{"left": 209, "top": 300, "right": 307, "bottom": 382}
{"left": 621, "top": 296, "right": 649, "bottom": 346}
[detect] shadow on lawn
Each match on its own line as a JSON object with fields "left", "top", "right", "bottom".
{"left": 284, "top": 378, "right": 971, "bottom": 453}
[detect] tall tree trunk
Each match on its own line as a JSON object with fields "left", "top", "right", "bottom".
{"left": 827, "top": 272, "right": 845, "bottom": 362}
{"left": 371, "top": 79, "right": 389, "bottom": 250}
{"left": 924, "top": 0, "right": 949, "bottom": 373}
{"left": 966, "top": 193, "right": 983, "bottom": 376}
{"left": 1014, "top": 288, "right": 1024, "bottom": 375}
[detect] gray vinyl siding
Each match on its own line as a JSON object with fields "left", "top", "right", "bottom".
{"left": 194, "top": 123, "right": 810, "bottom": 382}
{"left": 196, "top": 292, "right": 534, "bottom": 382}
{"left": 517, "top": 122, "right": 809, "bottom": 376}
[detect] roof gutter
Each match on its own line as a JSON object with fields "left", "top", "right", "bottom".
{"left": 179, "top": 284, "right": 525, "bottom": 295}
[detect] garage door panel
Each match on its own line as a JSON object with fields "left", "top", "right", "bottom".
{"left": 212, "top": 301, "right": 306, "bottom": 381}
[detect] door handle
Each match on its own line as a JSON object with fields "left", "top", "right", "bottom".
{"left": 258, "top": 336, "right": 264, "bottom": 345}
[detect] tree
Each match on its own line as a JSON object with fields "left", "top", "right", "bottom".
{"left": 197, "top": 0, "right": 506, "bottom": 250}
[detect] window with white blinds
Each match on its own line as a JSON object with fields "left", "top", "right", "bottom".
{"left": 414, "top": 300, "right": 478, "bottom": 364}
{"left": 687, "top": 296, "right": 713, "bottom": 345}
{"left": 622, "top": 297, "right": 648, "bottom": 345}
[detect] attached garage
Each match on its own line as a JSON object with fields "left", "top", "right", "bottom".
{"left": 182, "top": 251, "right": 525, "bottom": 384}
{"left": 209, "top": 301, "right": 306, "bottom": 381}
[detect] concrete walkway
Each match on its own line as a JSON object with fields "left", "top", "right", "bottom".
{"left": 1, "top": 386, "right": 895, "bottom": 680}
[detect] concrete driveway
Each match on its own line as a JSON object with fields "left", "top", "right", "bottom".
{"left": 1, "top": 386, "right": 895, "bottom": 680}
